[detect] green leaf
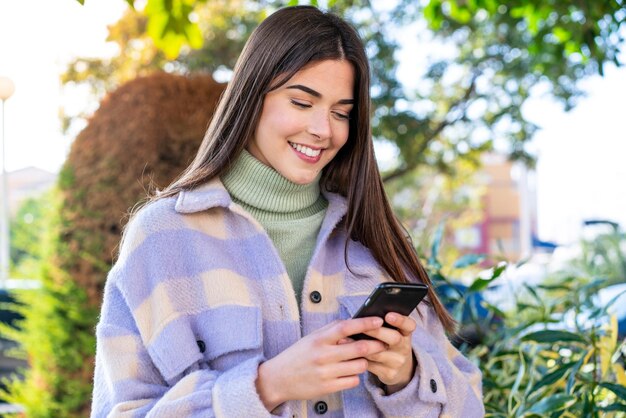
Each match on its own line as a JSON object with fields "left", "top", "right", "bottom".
{"left": 184, "top": 20, "right": 203, "bottom": 49}
{"left": 482, "top": 301, "right": 506, "bottom": 318}
{"left": 599, "top": 403, "right": 626, "bottom": 412}
{"left": 467, "top": 278, "right": 492, "bottom": 292}
{"left": 537, "top": 284, "right": 571, "bottom": 291}
{"left": 566, "top": 355, "right": 585, "bottom": 394}
{"left": 523, "top": 284, "right": 543, "bottom": 306}
{"left": 589, "top": 288, "right": 626, "bottom": 320}
{"left": 553, "top": 27, "right": 571, "bottom": 43}
{"left": 530, "top": 362, "right": 576, "bottom": 393}
{"left": 424, "top": 1, "right": 444, "bottom": 30}
{"left": 580, "top": 277, "right": 608, "bottom": 292}
{"left": 526, "top": 6, "right": 541, "bottom": 35}
{"left": 599, "top": 382, "right": 626, "bottom": 402}
{"left": 526, "top": 394, "right": 577, "bottom": 414}
{"left": 517, "top": 302, "right": 540, "bottom": 311}
{"left": 510, "top": 6, "right": 525, "bottom": 19}
{"left": 515, "top": 256, "right": 530, "bottom": 268}
{"left": 453, "top": 253, "right": 486, "bottom": 268}
{"left": 491, "top": 263, "right": 507, "bottom": 280}
{"left": 449, "top": 3, "right": 472, "bottom": 24}
{"left": 509, "top": 350, "right": 526, "bottom": 405}
{"left": 521, "top": 330, "right": 587, "bottom": 344}
{"left": 143, "top": 0, "right": 204, "bottom": 59}
{"left": 467, "top": 264, "right": 505, "bottom": 292}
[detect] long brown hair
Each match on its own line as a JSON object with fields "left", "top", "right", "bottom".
{"left": 155, "top": 6, "right": 455, "bottom": 333}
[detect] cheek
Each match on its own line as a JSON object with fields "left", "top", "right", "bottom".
{"left": 267, "top": 112, "right": 293, "bottom": 130}
{"left": 334, "top": 124, "right": 350, "bottom": 149}
{"left": 261, "top": 103, "right": 302, "bottom": 137}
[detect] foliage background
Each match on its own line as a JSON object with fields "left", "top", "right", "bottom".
{"left": 2, "top": 73, "right": 225, "bottom": 416}
{"left": 2, "top": 0, "right": 625, "bottom": 416}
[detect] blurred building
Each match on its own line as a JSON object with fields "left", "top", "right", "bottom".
{"left": 7, "top": 167, "right": 57, "bottom": 216}
{"left": 454, "top": 154, "right": 538, "bottom": 261}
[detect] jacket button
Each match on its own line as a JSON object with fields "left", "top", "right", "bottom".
{"left": 314, "top": 401, "right": 328, "bottom": 414}
{"left": 310, "top": 291, "right": 322, "bottom": 304}
{"left": 197, "top": 340, "right": 206, "bottom": 353}
{"left": 430, "top": 378, "right": 437, "bottom": 393}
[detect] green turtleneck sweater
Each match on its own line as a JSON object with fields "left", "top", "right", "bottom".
{"left": 221, "top": 150, "right": 328, "bottom": 304}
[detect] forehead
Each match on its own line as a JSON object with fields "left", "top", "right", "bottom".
{"left": 283, "top": 60, "right": 355, "bottom": 98}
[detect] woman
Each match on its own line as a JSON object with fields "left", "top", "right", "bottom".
{"left": 91, "top": 6, "right": 484, "bottom": 417}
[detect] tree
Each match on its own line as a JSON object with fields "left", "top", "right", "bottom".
{"left": 69, "top": 0, "right": 625, "bottom": 181}
{"left": 61, "top": 0, "right": 263, "bottom": 135}
{"left": 66, "top": 0, "right": 624, "bottom": 258}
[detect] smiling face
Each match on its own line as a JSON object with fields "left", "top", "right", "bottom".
{"left": 247, "top": 59, "right": 355, "bottom": 185}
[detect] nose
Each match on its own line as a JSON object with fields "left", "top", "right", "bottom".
{"left": 307, "top": 110, "right": 332, "bottom": 141}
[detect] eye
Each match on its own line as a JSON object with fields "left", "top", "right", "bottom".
{"left": 332, "top": 111, "right": 351, "bottom": 121}
{"left": 290, "top": 99, "right": 311, "bottom": 109}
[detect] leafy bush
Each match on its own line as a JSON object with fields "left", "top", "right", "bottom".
{"left": 9, "top": 192, "right": 55, "bottom": 280}
{"left": 576, "top": 222, "right": 626, "bottom": 287}
{"left": 0, "top": 73, "right": 225, "bottom": 417}
{"left": 427, "top": 226, "right": 626, "bottom": 417}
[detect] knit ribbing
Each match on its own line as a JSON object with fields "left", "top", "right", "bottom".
{"left": 221, "top": 149, "right": 327, "bottom": 220}
{"left": 221, "top": 149, "right": 328, "bottom": 302}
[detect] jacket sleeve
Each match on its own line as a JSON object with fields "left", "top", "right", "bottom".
{"left": 363, "top": 302, "right": 485, "bottom": 418}
{"left": 90, "top": 277, "right": 281, "bottom": 418}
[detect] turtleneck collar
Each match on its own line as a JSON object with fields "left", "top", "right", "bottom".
{"left": 221, "top": 149, "right": 323, "bottom": 214}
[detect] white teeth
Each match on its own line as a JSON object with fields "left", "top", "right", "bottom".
{"left": 290, "top": 142, "right": 321, "bottom": 157}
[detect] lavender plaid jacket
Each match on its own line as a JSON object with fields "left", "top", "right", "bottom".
{"left": 91, "top": 179, "right": 484, "bottom": 417}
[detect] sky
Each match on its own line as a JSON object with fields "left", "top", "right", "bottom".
{"left": 0, "top": 0, "right": 126, "bottom": 172}
{"left": 0, "top": 0, "right": 625, "bottom": 245}
{"left": 526, "top": 66, "right": 626, "bottom": 244}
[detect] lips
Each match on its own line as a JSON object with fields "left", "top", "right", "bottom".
{"left": 288, "top": 141, "right": 323, "bottom": 157}
{"left": 288, "top": 141, "right": 323, "bottom": 163}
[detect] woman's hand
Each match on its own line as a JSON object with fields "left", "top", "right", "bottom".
{"left": 362, "top": 312, "right": 417, "bottom": 394}
{"left": 256, "top": 317, "right": 387, "bottom": 411}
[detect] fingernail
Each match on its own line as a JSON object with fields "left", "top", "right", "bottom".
{"left": 373, "top": 318, "right": 384, "bottom": 326}
{"left": 388, "top": 313, "right": 397, "bottom": 322}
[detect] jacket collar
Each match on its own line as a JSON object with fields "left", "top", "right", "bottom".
{"left": 176, "top": 178, "right": 350, "bottom": 255}
{"left": 174, "top": 178, "right": 232, "bottom": 213}
{"left": 175, "top": 177, "right": 348, "bottom": 220}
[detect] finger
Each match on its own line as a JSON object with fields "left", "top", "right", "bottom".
{"left": 385, "top": 313, "right": 417, "bottom": 336}
{"left": 365, "top": 351, "right": 404, "bottom": 369}
{"left": 324, "top": 317, "right": 384, "bottom": 342}
{"left": 334, "top": 339, "right": 387, "bottom": 362}
{"left": 337, "top": 337, "right": 352, "bottom": 345}
{"left": 366, "top": 360, "right": 392, "bottom": 384}
{"left": 362, "top": 327, "right": 402, "bottom": 347}
{"left": 312, "top": 339, "right": 386, "bottom": 365}
{"left": 364, "top": 351, "right": 388, "bottom": 363}
{"left": 324, "top": 375, "right": 361, "bottom": 394}
{"left": 366, "top": 359, "right": 407, "bottom": 386}
{"left": 326, "top": 357, "right": 369, "bottom": 378}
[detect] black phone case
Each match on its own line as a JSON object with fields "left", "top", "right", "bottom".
{"left": 350, "top": 283, "right": 428, "bottom": 340}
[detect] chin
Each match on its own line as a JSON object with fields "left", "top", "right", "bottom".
{"left": 291, "top": 177, "right": 316, "bottom": 185}
{"left": 287, "top": 172, "right": 318, "bottom": 185}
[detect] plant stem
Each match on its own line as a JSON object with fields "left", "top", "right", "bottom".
{"left": 590, "top": 325, "right": 599, "bottom": 417}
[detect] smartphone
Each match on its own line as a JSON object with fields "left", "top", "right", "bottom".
{"left": 350, "top": 282, "right": 428, "bottom": 340}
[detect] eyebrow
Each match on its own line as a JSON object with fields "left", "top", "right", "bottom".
{"left": 286, "top": 84, "right": 355, "bottom": 105}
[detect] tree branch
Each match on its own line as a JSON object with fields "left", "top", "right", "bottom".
{"left": 381, "top": 72, "right": 479, "bottom": 183}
